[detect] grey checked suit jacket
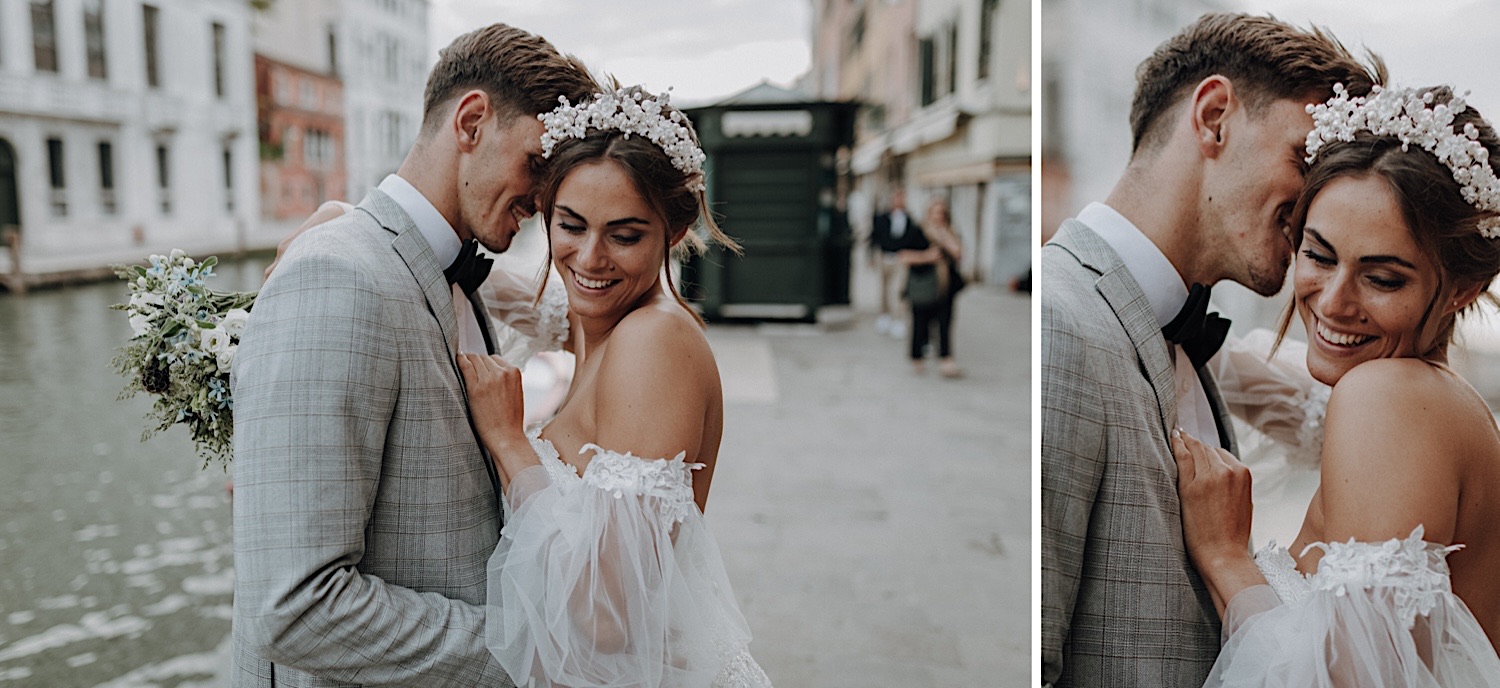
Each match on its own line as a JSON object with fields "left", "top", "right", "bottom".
{"left": 1040, "top": 219, "right": 1233, "bottom": 687}
{"left": 230, "top": 190, "right": 512, "bottom": 687}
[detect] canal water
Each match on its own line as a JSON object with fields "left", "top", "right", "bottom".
{"left": 0, "top": 257, "right": 269, "bottom": 687}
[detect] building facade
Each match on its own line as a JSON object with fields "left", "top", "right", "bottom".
{"left": 0, "top": 0, "right": 258, "bottom": 280}
{"left": 1039, "top": 0, "right": 1219, "bottom": 242}
{"left": 809, "top": 0, "right": 1031, "bottom": 286}
{"left": 255, "top": 54, "right": 345, "bottom": 222}
{"left": 250, "top": 0, "right": 425, "bottom": 220}
{"left": 334, "top": 0, "right": 428, "bottom": 203}
{"left": 250, "top": 0, "right": 346, "bottom": 223}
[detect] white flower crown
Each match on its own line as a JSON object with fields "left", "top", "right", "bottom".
{"left": 1305, "top": 83, "right": 1500, "bottom": 238}
{"left": 538, "top": 88, "right": 707, "bottom": 193}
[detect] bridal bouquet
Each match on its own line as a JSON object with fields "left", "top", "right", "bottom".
{"left": 111, "top": 249, "right": 256, "bottom": 468}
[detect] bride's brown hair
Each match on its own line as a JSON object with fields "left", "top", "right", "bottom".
{"left": 1275, "top": 86, "right": 1500, "bottom": 359}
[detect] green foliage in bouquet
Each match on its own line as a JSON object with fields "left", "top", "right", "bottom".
{"left": 111, "top": 250, "right": 257, "bottom": 469}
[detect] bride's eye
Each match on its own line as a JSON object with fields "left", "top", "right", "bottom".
{"left": 1300, "top": 249, "right": 1334, "bottom": 266}
{"left": 1367, "top": 274, "right": 1406, "bottom": 290}
{"left": 558, "top": 222, "right": 586, "bottom": 234}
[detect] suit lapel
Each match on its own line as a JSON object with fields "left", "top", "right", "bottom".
{"left": 360, "top": 190, "right": 461, "bottom": 358}
{"left": 1052, "top": 220, "right": 1178, "bottom": 439}
{"left": 357, "top": 190, "right": 503, "bottom": 502}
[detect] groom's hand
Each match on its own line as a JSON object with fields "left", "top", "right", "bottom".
{"left": 263, "top": 200, "right": 357, "bottom": 281}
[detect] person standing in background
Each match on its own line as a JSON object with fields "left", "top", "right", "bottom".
{"left": 870, "top": 187, "right": 922, "bottom": 338}
{"left": 902, "top": 197, "right": 964, "bottom": 377}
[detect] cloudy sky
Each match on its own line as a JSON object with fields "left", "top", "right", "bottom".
{"left": 1239, "top": 0, "right": 1500, "bottom": 114}
{"left": 427, "top": 0, "right": 813, "bottom": 107}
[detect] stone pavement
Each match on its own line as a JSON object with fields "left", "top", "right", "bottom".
{"left": 705, "top": 285, "right": 1031, "bottom": 686}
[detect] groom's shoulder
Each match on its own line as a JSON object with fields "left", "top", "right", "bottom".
{"left": 259, "top": 212, "right": 402, "bottom": 304}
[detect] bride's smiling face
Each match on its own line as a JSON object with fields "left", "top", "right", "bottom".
{"left": 1294, "top": 174, "right": 1448, "bottom": 385}
{"left": 549, "top": 160, "right": 674, "bottom": 323}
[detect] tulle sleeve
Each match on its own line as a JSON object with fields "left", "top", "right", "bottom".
{"left": 477, "top": 267, "right": 570, "bottom": 367}
{"left": 1206, "top": 529, "right": 1500, "bottom": 687}
{"left": 485, "top": 443, "right": 766, "bottom": 688}
{"left": 1208, "top": 329, "right": 1331, "bottom": 497}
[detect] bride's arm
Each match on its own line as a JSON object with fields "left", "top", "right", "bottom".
{"left": 1299, "top": 360, "right": 1462, "bottom": 569}
{"left": 592, "top": 307, "right": 720, "bottom": 510}
{"left": 457, "top": 353, "right": 538, "bottom": 492}
{"left": 1172, "top": 430, "right": 1268, "bottom": 618}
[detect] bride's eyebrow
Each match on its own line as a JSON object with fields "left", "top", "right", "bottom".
{"left": 1305, "top": 228, "right": 1418, "bottom": 269}
{"left": 556, "top": 205, "right": 587, "bottom": 224}
{"left": 1304, "top": 228, "right": 1336, "bottom": 254}
{"left": 555, "top": 205, "right": 647, "bottom": 228}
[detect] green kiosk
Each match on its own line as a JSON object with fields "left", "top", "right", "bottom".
{"left": 682, "top": 84, "right": 858, "bottom": 322}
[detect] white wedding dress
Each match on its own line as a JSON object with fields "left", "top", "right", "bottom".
{"left": 477, "top": 271, "right": 772, "bottom": 688}
{"left": 1204, "top": 529, "right": 1500, "bottom": 686}
{"left": 1204, "top": 332, "right": 1500, "bottom": 687}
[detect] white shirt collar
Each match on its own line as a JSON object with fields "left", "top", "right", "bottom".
{"left": 378, "top": 174, "right": 463, "bottom": 269}
{"left": 1077, "top": 201, "right": 1188, "bottom": 329}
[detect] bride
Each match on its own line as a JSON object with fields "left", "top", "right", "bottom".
{"left": 299, "top": 87, "right": 771, "bottom": 687}
{"left": 1175, "top": 84, "right": 1500, "bottom": 686}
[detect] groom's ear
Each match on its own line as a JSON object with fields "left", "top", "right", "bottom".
{"left": 451, "top": 89, "right": 492, "bottom": 154}
{"left": 1190, "top": 76, "right": 1234, "bottom": 159}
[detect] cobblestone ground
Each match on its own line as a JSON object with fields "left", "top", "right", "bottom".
{"left": 708, "top": 286, "right": 1030, "bottom": 686}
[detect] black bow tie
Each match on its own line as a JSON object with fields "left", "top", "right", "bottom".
{"left": 444, "top": 239, "right": 493, "bottom": 296}
{"left": 1162, "top": 283, "right": 1231, "bottom": 369}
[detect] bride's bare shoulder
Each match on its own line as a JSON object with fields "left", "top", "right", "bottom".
{"left": 1328, "top": 358, "right": 1489, "bottom": 439}
{"left": 1318, "top": 358, "right": 1486, "bottom": 544}
{"left": 587, "top": 301, "right": 719, "bottom": 460}
{"left": 585, "top": 300, "right": 720, "bottom": 398}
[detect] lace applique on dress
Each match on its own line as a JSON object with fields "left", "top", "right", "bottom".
{"left": 1303, "top": 525, "right": 1462, "bottom": 629}
{"left": 1212, "top": 526, "right": 1500, "bottom": 686}
{"left": 530, "top": 277, "right": 570, "bottom": 357}
{"left": 1253, "top": 526, "right": 1462, "bottom": 628}
{"left": 1287, "top": 383, "right": 1330, "bottom": 470}
{"left": 579, "top": 444, "right": 703, "bottom": 526}
{"left": 1254, "top": 541, "right": 1311, "bottom": 605}
{"left": 714, "top": 649, "right": 775, "bottom": 688}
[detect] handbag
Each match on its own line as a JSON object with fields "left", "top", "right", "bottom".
{"left": 905, "top": 266, "right": 943, "bottom": 308}
{"left": 948, "top": 260, "right": 967, "bottom": 294}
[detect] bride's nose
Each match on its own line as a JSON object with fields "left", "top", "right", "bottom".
{"left": 576, "top": 232, "right": 610, "bottom": 271}
{"left": 1315, "top": 270, "right": 1362, "bottom": 321}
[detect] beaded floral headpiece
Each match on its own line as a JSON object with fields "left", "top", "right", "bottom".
{"left": 1305, "top": 83, "right": 1500, "bottom": 238}
{"left": 538, "top": 88, "right": 707, "bottom": 193}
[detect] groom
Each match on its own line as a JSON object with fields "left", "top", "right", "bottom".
{"left": 230, "top": 24, "right": 595, "bottom": 686}
{"left": 1040, "top": 13, "right": 1381, "bottom": 687}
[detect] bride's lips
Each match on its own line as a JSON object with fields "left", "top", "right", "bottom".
{"left": 1312, "top": 316, "right": 1377, "bottom": 350}
{"left": 570, "top": 270, "right": 620, "bottom": 293}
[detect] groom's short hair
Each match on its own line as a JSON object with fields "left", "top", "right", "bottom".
{"left": 420, "top": 23, "right": 596, "bottom": 135}
{"left": 1129, "top": 13, "right": 1384, "bottom": 155}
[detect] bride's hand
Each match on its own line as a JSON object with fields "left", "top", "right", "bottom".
{"left": 263, "top": 200, "right": 356, "bottom": 281}
{"left": 1173, "top": 429, "right": 1265, "bottom": 617}
{"left": 457, "top": 353, "right": 533, "bottom": 480}
{"left": 1172, "top": 429, "right": 1253, "bottom": 567}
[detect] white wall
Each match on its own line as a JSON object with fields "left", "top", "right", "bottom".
{"left": 0, "top": 0, "right": 258, "bottom": 272}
